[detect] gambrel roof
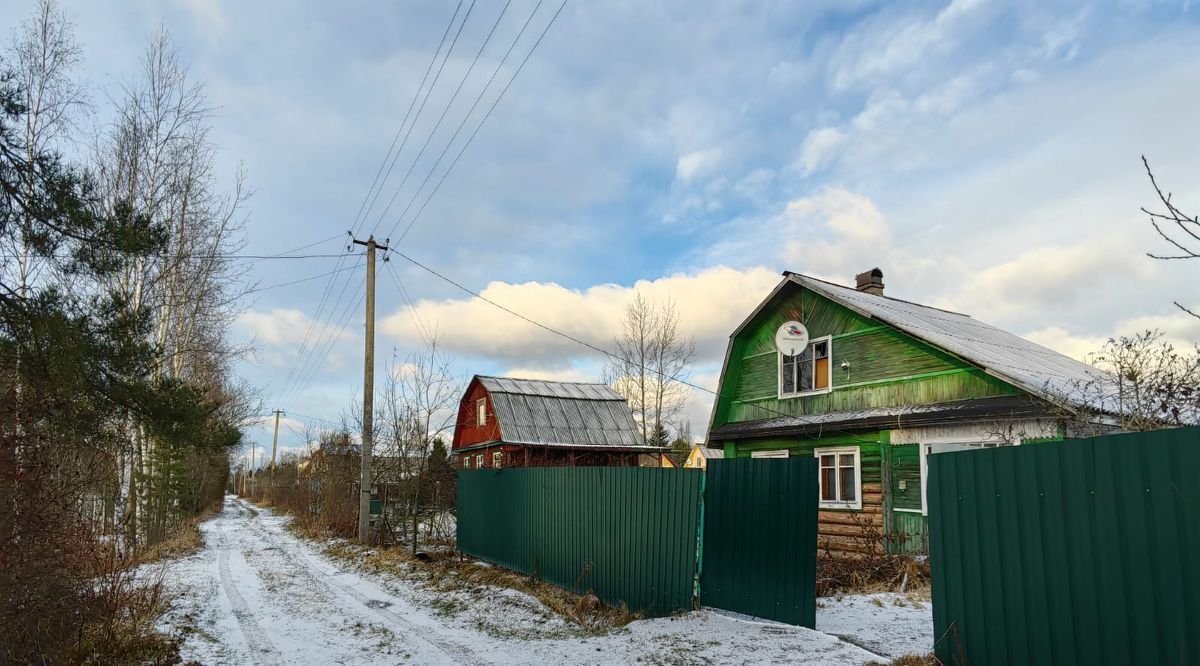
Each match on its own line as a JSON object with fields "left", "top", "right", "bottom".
{"left": 474, "top": 376, "right": 659, "bottom": 449}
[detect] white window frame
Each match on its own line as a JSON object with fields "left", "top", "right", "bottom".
{"left": 475, "top": 453, "right": 483, "bottom": 469}
{"left": 814, "top": 446, "right": 862, "bottom": 510}
{"left": 917, "top": 440, "right": 1012, "bottom": 516}
{"left": 476, "top": 398, "right": 487, "bottom": 426}
{"left": 778, "top": 335, "right": 833, "bottom": 399}
{"left": 751, "top": 449, "right": 789, "bottom": 459}
{"left": 492, "top": 451, "right": 503, "bottom": 468}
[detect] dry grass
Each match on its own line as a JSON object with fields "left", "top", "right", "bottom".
{"left": 888, "top": 652, "right": 940, "bottom": 665}
{"left": 322, "top": 541, "right": 637, "bottom": 632}
{"left": 136, "top": 505, "right": 219, "bottom": 565}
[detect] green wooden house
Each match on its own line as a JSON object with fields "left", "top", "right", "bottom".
{"left": 706, "top": 268, "right": 1114, "bottom": 556}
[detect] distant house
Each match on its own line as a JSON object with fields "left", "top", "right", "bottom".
{"left": 684, "top": 445, "right": 724, "bottom": 470}
{"left": 706, "top": 268, "right": 1115, "bottom": 555}
{"left": 451, "top": 375, "right": 669, "bottom": 468}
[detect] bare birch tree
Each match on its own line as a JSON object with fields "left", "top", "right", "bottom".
{"left": 1079, "top": 330, "right": 1200, "bottom": 430}
{"left": 6, "top": 0, "right": 87, "bottom": 297}
{"left": 604, "top": 293, "right": 696, "bottom": 445}
{"left": 1142, "top": 156, "right": 1199, "bottom": 319}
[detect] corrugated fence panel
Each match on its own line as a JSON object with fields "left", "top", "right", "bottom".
{"left": 701, "top": 457, "right": 818, "bottom": 627}
{"left": 930, "top": 427, "right": 1200, "bottom": 666}
{"left": 457, "top": 467, "right": 703, "bottom": 617}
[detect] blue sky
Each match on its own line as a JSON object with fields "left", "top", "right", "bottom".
{"left": 8, "top": 0, "right": 1199, "bottom": 460}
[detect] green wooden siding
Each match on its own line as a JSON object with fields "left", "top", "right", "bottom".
{"left": 713, "top": 286, "right": 1026, "bottom": 430}
{"left": 890, "top": 511, "right": 928, "bottom": 555}
{"left": 890, "top": 444, "right": 922, "bottom": 511}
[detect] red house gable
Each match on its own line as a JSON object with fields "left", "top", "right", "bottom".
{"left": 451, "top": 376, "right": 501, "bottom": 451}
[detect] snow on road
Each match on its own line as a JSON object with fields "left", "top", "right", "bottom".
{"left": 155, "top": 496, "right": 926, "bottom": 664}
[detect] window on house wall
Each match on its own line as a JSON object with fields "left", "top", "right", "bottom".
{"left": 476, "top": 398, "right": 487, "bottom": 426}
{"left": 780, "top": 337, "right": 832, "bottom": 397}
{"left": 815, "top": 446, "right": 860, "bottom": 509}
{"left": 462, "top": 457, "right": 470, "bottom": 469}
{"left": 475, "top": 453, "right": 483, "bottom": 469}
{"left": 492, "top": 451, "right": 503, "bottom": 468}
{"left": 750, "top": 449, "right": 789, "bottom": 459}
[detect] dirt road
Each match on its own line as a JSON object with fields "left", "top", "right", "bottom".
{"left": 155, "top": 496, "right": 906, "bottom": 664}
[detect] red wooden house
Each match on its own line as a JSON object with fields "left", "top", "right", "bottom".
{"left": 451, "top": 375, "right": 667, "bottom": 468}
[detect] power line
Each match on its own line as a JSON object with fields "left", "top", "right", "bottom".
{"left": 366, "top": 0, "right": 512, "bottom": 235}
{"left": 348, "top": 0, "right": 465, "bottom": 236}
{"left": 388, "top": 0, "right": 567, "bottom": 245}
{"left": 276, "top": 3, "right": 471, "bottom": 407}
{"left": 244, "top": 260, "right": 363, "bottom": 295}
{"left": 363, "top": 0, "right": 479, "bottom": 238}
{"left": 388, "top": 249, "right": 870, "bottom": 441}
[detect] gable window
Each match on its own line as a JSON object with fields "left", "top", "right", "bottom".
{"left": 492, "top": 451, "right": 503, "bottom": 468}
{"left": 476, "top": 398, "right": 487, "bottom": 426}
{"left": 780, "top": 337, "right": 832, "bottom": 397}
{"left": 814, "top": 446, "right": 861, "bottom": 509}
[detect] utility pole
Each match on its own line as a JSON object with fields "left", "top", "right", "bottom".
{"left": 270, "top": 409, "right": 284, "bottom": 469}
{"left": 250, "top": 443, "right": 256, "bottom": 497}
{"left": 353, "top": 235, "right": 387, "bottom": 543}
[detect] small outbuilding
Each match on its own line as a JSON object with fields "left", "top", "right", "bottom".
{"left": 451, "top": 375, "right": 668, "bottom": 468}
{"left": 684, "top": 445, "right": 724, "bottom": 470}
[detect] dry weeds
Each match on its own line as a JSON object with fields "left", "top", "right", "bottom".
{"left": 322, "top": 540, "right": 638, "bottom": 632}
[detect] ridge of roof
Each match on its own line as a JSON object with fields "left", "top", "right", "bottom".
{"left": 782, "top": 271, "right": 971, "bottom": 317}
{"left": 475, "top": 374, "right": 613, "bottom": 389}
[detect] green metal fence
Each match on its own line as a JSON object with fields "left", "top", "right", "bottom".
{"left": 457, "top": 467, "right": 704, "bottom": 617}
{"left": 701, "top": 457, "right": 818, "bottom": 627}
{"left": 929, "top": 427, "right": 1200, "bottom": 665}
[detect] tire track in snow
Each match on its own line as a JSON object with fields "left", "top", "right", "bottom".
{"left": 216, "top": 505, "right": 281, "bottom": 664}
{"left": 236, "top": 498, "right": 484, "bottom": 665}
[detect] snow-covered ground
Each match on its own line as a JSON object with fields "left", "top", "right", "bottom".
{"left": 153, "top": 496, "right": 930, "bottom": 664}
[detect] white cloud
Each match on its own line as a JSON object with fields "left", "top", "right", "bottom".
{"left": 235, "top": 308, "right": 356, "bottom": 370}
{"left": 1024, "top": 307, "right": 1200, "bottom": 362}
{"left": 675, "top": 148, "right": 723, "bottom": 182}
{"left": 381, "top": 266, "right": 782, "bottom": 366}
{"left": 936, "top": 235, "right": 1157, "bottom": 321}
{"left": 798, "top": 127, "right": 845, "bottom": 174}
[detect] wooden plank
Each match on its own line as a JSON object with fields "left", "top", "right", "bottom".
{"left": 819, "top": 523, "right": 884, "bottom": 538}
{"left": 818, "top": 535, "right": 884, "bottom": 555}
{"left": 819, "top": 511, "right": 883, "bottom": 526}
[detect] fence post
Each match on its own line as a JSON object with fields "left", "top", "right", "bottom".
{"left": 693, "top": 470, "right": 706, "bottom": 609}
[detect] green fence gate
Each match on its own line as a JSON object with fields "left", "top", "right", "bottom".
{"left": 700, "top": 457, "right": 818, "bottom": 627}
{"left": 929, "top": 427, "right": 1200, "bottom": 665}
{"left": 457, "top": 467, "right": 704, "bottom": 617}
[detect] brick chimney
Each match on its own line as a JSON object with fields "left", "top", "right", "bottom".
{"left": 855, "top": 267, "right": 884, "bottom": 295}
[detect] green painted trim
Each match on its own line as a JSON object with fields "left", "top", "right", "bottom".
{"left": 832, "top": 325, "right": 891, "bottom": 341}
{"left": 836, "top": 367, "right": 974, "bottom": 391}
{"left": 731, "top": 367, "right": 977, "bottom": 404}
{"left": 740, "top": 326, "right": 891, "bottom": 361}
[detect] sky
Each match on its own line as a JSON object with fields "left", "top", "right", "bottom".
{"left": 6, "top": 0, "right": 1199, "bottom": 463}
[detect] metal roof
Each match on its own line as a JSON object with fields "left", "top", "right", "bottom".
{"left": 785, "top": 274, "right": 1110, "bottom": 411}
{"left": 475, "top": 376, "right": 655, "bottom": 449}
{"left": 710, "top": 395, "right": 1054, "bottom": 440}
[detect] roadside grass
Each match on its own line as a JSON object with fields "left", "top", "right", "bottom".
{"left": 316, "top": 537, "right": 639, "bottom": 634}
{"left": 870, "top": 652, "right": 940, "bottom": 665}
{"left": 136, "top": 502, "right": 220, "bottom": 565}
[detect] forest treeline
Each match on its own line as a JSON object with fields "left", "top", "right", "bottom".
{"left": 1, "top": 2, "right": 254, "bottom": 662}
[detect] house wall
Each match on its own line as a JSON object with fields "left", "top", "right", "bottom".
{"left": 452, "top": 380, "right": 502, "bottom": 451}
{"left": 710, "top": 285, "right": 1041, "bottom": 557}
{"left": 711, "top": 288, "right": 1023, "bottom": 428}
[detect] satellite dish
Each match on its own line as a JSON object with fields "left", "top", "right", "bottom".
{"left": 775, "top": 321, "right": 809, "bottom": 356}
